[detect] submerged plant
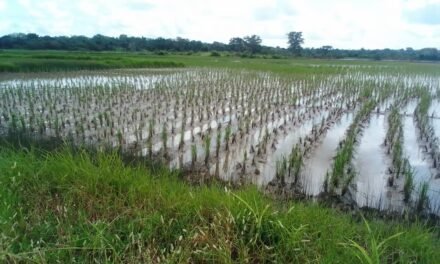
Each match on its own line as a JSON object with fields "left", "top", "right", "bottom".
{"left": 161, "top": 123, "right": 168, "bottom": 156}
{"left": 216, "top": 130, "right": 221, "bottom": 158}
{"left": 204, "top": 134, "right": 211, "bottom": 167}
{"left": 179, "top": 122, "right": 185, "bottom": 150}
{"left": 191, "top": 144, "right": 197, "bottom": 169}
{"left": 224, "top": 125, "right": 231, "bottom": 151}
{"left": 147, "top": 119, "right": 154, "bottom": 157}
{"left": 116, "top": 130, "right": 123, "bottom": 151}
{"left": 403, "top": 165, "right": 414, "bottom": 203}
{"left": 275, "top": 156, "right": 288, "bottom": 186}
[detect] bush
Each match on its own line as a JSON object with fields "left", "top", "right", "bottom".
{"left": 210, "top": 51, "right": 221, "bottom": 57}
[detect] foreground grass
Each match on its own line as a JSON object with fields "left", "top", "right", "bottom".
{"left": 0, "top": 146, "right": 439, "bottom": 263}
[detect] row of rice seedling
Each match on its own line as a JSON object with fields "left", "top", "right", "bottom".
{"left": 1, "top": 68, "right": 439, "bottom": 214}
{"left": 328, "top": 97, "right": 378, "bottom": 195}
{"left": 383, "top": 96, "right": 436, "bottom": 214}
{"left": 414, "top": 89, "right": 440, "bottom": 175}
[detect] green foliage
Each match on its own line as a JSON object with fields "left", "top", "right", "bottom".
{"left": 287, "top": 31, "right": 304, "bottom": 56}
{"left": 403, "top": 166, "right": 415, "bottom": 203}
{"left": 417, "top": 182, "right": 430, "bottom": 213}
{"left": 0, "top": 51, "right": 184, "bottom": 72}
{"left": 204, "top": 134, "right": 211, "bottom": 166}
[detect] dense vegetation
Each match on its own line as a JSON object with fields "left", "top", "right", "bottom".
{"left": 0, "top": 145, "right": 439, "bottom": 263}
{"left": 1, "top": 33, "right": 440, "bottom": 61}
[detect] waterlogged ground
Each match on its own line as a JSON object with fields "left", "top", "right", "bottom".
{"left": 1, "top": 68, "right": 440, "bottom": 215}
{"left": 352, "top": 113, "right": 399, "bottom": 209}
{"left": 302, "top": 112, "right": 354, "bottom": 195}
{"left": 402, "top": 102, "right": 440, "bottom": 211}
{"left": 430, "top": 100, "right": 440, "bottom": 140}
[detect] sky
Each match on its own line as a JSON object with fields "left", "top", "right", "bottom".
{"left": 0, "top": 0, "right": 439, "bottom": 49}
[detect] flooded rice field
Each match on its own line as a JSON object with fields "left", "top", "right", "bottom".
{"left": 1, "top": 68, "right": 440, "bottom": 216}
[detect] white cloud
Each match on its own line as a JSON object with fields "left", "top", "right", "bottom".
{"left": 1, "top": 0, "right": 440, "bottom": 49}
{"left": 0, "top": 1, "right": 6, "bottom": 11}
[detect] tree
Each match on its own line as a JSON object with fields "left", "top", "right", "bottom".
{"left": 287, "top": 31, "right": 304, "bottom": 56}
{"left": 228, "top": 37, "right": 247, "bottom": 52}
{"left": 244, "top": 35, "right": 262, "bottom": 54}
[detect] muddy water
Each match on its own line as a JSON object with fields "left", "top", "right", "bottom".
{"left": 301, "top": 112, "right": 354, "bottom": 195}
{"left": 352, "top": 113, "right": 394, "bottom": 209}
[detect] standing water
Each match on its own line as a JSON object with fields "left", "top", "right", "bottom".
{"left": 353, "top": 113, "right": 395, "bottom": 209}
{"left": 301, "top": 112, "right": 354, "bottom": 195}
{"left": 402, "top": 103, "right": 440, "bottom": 211}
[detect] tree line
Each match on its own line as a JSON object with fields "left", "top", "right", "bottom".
{"left": 0, "top": 32, "right": 439, "bottom": 61}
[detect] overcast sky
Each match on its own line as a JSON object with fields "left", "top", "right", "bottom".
{"left": 0, "top": 0, "right": 439, "bottom": 49}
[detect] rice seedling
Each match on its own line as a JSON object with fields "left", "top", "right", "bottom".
{"left": 417, "top": 182, "right": 430, "bottom": 213}
{"left": 204, "top": 134, "right": 211, "bottom": 167}
{"left": 403, "top": 164, "right": 415, "bottom": 204}
{"left": 162, "top": 122, "right": 168, "bottom": 157}
{"left": 191, "top": 144, "right": 197, "bottom": 169}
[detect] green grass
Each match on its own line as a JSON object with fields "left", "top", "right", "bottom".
{"left": 0, "top": 50, "right": 184, "bottom": 72}
{"left": 0, "top": 145, "right": 439, "bottom": 263}
{"left": 1, "top": 49, "right": 440, "bottom": 75}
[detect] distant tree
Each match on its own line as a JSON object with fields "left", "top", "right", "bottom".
{"left": 211, "top": 41, "right": 228, "bottom": 51}
{"left": 319, "top": 45, "right": 333, "bottom": 57}
{"left": 244, "top": 35, "right": 262, "bottom": 54}
{"left": 229, "top": 37, "right": 247, "bottom": 52}
{"left": 92, "top": 34, "right": 115, "bottom": 51}
{"left": 175, "top": 37, "right": 190, "bottom": 51}
{"left": 119, "top": 34, "right": 129, "bottom": 50}
{"left": 0, "top": 32, "right": 439, "bottom": 62}
{"left": 287, "top": 31, "right": 304, "bottom": 56}
{"left": 418, "top": 48, "right": 439, "bottom": 61}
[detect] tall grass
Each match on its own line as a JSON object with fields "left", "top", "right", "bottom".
{"left": 0, "top": 54, "right": 185, "bottom": 72}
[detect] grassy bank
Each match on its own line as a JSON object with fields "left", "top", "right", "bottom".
{"left": 0, "top": 145, "right": 439, "bottom": 263}
{"left": 2, "top": 50, "right": 439, "bottom": 75}
{"left": 0, "top": 50, "right": 184, "bottom": 72}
